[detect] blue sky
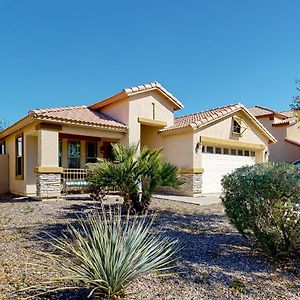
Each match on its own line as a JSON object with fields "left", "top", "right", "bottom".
{"left": 0, "top": 0, "right": 299, "bottom": 124}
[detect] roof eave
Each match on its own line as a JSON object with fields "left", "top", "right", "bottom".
{"left": 0, "top": 115, "right": 35, "bottom": 140}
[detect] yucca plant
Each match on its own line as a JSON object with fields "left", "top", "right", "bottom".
{"left": 27, "top": 206, "right": 177, "bottom": 299}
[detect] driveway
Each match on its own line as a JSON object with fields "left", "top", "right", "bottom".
{"left": 154, "top": 193, "right": 221, "bottom": 206}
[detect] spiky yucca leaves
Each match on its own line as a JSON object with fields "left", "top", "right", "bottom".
{"left": 87, "top": 144, "right": 182, "bottom": 213}
{"left": 38, "top": 206, "right": 177, "bottom": 299}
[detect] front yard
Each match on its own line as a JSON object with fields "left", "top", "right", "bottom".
{"left": 0, "top": 196, "right": 299, "bottom": 299}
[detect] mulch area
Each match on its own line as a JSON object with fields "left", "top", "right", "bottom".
{"left": 0, "top": 195, "right": 299, "bottom": 299}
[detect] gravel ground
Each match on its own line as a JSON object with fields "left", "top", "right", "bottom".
{"left": 0, "top": 195, "right": 299, "bottom": 300}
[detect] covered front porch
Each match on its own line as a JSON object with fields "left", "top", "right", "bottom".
{"left": 29, "top": 122, "right": 125, "bottom": 198}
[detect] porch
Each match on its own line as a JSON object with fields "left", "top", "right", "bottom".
{"left": 27, "top": 122, "right": 125, "bottom": 198}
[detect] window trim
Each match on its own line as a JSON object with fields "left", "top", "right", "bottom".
{"left": 15, "top": 133, "right": 24, "bottom": 180}
{"left": 0, "top": 141, "right": 5, "bottom": 155}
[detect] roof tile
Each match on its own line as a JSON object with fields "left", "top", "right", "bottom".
{"left": 29, "top": 106, "right": 127, "bottom": 131}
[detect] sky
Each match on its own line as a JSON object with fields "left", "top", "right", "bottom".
{"left": 0, "top": 0, "right": 299, "bottom": 124}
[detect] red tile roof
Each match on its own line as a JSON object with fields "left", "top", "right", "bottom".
{"left": 272, "top": 118, "right": 297, "bottom": 126}
{"left": 89, "top": 81, "right": 184, "bottom": 110}
{"left": 29, "top": 106, "right": 127, "bottom": 131}
{"left": 285, "top": 137, "right": 300, "bottom": 147}
{"left": 248, "top": 105, "right": 288, "bottom": 118}
{"left": 160, "top": 103, "right": 242, "bottom": 132}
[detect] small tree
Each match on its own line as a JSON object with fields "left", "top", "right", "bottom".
{"left": 87, "top": 144, "right": 181, "bottom": 213}
{"left": 0, "top": 119, "right": 9, "bottom": 131}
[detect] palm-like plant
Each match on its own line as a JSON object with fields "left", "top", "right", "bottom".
{"left": 32, "top": 206, "right": 177, "bottom": 299}
{"left": 87, "top": 144, "right": 181, "bottom": 213}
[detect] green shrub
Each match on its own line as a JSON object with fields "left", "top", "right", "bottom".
{"left": 87, "top": 144, "right": 181, "bottom": 213}
{"left": 221, "top": 163, "right": 300, "bottom": 257}
{"left": 35, "top": 206, "right": 177, "bottom": 299}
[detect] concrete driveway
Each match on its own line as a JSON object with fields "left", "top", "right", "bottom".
{"left": 154, "top": 193, "right": 221, "bottom": 206}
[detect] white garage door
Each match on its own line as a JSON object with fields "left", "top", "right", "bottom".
{"left": 202, "top": 153, "right": 255, "bottom": 194}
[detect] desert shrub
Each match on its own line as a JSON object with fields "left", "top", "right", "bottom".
{"left": 221, "top": 163, "right": 300, "bottom": 257}
{"left": 32, "top": 206, "right": 177, "bottom": 299}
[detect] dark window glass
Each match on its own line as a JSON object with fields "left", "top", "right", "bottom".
{"left": 223, "top": 148, "right": 229, "bottom": 155}
{"left": 16, "top": 135, "right": 23, "bottom": 177}
{"left": 206, "top": 146, "right": 214, "bottom": 153}
{"left": 231, "top": 149, "right": 237, "bottom": 155}
{"left": 68, "top": 140, "right": 81, "bottom": 168}
{"left": 238, "top": 149, "right": 243, "bottom": 156}
{"left": 250, "top": 151, "right": 256, "bottom": 157}
{"left": 244, "top": 150, "right": 250, "bottom": 156}
{"left": 59, "top": 139, "right": 62, "bottom": 167}
{"left": 86, "top": 141, "right": 98, "bottom": 163}
{"left": 233, "top": 120, "right": 241, "bottom": 134}
{"left": 0, "top": 143, "right": 5, "bottom": 155}
{"left": 202, "top": 146, "right": 205, "bottom": 152}
{"left": 215, "top": 147, "right": 222, "bottom": 154}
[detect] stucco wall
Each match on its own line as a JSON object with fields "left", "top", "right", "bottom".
{"left": 163, "top": 131, "right": 194, "bottom": 169}
{"left": 5, "top": 123, "right": 36, "bottom": 196}
{"left": 257, "top": 116, "right": 300, "bottom": 162}
{"left": 199, "top": 111, "right": 270, "bottom": 146}
{"left": 100, "top": 90, "right": 175, "bottom": 148}
{"left": 0, "top": 154, "right": 9, "bottom": 194}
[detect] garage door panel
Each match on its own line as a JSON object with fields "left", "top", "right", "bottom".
{"left": 202, "top": 153, "right": 255, "bottom": 194}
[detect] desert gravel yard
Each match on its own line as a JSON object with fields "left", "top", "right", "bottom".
{"left": 0, "top": 196, "right": 300, "bottom": 300}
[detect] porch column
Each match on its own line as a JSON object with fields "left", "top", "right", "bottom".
{"left": 35, "top": 124, "right": 63, "bottom": 199}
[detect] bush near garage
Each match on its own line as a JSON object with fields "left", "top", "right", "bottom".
{"left": 221, "top": 163, "right": 300, "bottom": 258}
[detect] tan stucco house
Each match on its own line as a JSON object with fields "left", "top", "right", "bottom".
{"left": 248, "top": 106, "right": 300, "bottom": 163}
{"left": 0, "top": 82, "right": 276, "bottom": 198}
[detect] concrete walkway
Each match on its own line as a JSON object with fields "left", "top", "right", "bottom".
{"left": 154, "top": 193, "right": 221, "bottom": 206}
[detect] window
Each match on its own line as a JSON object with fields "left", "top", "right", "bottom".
{"left": 244, "top": 150, "right": 250, "bottom": 156}
{"left": 59, "top": 139, "right": 62, "bottom": 167}
{"left": 68, "top": 140, "right": 81, "bottom": 168}
{"left": 202, "top": 145, "right": 205, "bottom": 153}
{"left": 231, "top": 149, "right": 237, "bottom": 155}
{"left": 238, "top": 149, "right": 243, "bottom": 156}
{"left": 215, "top": 147, "right": 222, "bottom": 154}
{"left": 0, "top": 142, "right": 5, "bottom": 155}
{"left": 86, "top": 141, "right": 98, "bottom": 163}
{"left": 250, "top": 151, "right": 256, "bottom": 157}
{"left": 15, "top": 134, "right": 23, "bottom": 178}
{"left": 223, "top": 148, "right": 229, "bottom": 155}
{"left": 232, "top": 120, "right": 241, "bottom": 134}
{"left": 152, "top": 103, "right": 155, "bottom": 119}
{"left": 206, "top": 146, "right": 214, "bottom": 153}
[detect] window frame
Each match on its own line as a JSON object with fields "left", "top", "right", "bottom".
{"left": 0, "top": 141, "right": 5, "bottom": 155}
{"left": 15, "top": 134, "right": 24, "bottom": 180}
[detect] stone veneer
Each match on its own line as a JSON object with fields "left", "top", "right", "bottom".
{"left": 36, "top": 173, "right": 61, "bottom": 198}
{"left": 159, "top": 173, "right": 202, "bottom": 197}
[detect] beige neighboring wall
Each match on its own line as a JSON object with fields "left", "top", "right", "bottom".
{"left": 257, "top": 116, "right": 300, "bottom": 162}
{"left": 0, "top": 154, "right": 9, "bottom": 194}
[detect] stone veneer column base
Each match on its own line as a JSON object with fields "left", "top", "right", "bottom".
{"left": 159, "top": 173, "right": 202, "bottom": 197}
{"left": 36, "top": 173, "right": 61, "bottom": 199}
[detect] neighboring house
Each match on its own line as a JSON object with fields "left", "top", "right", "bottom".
{"left": 248, "top": 106, "right": 300, "bottom": 162}
{"left": 0, "top": 82, "right": 276, "bottom": 198}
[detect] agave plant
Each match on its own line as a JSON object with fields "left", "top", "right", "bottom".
{"left": 31, "top": 206, "right": 177, "bottom": 299}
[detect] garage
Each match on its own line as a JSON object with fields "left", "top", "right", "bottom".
{"left": 201, "top": 146, "right": 256, "bottom": 194}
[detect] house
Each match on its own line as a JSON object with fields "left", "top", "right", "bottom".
{"left": 248, "top": 106, "right": 300, "bottom": 162}
{"left": 0, "top": 82, "right": 276, "bottom": 198}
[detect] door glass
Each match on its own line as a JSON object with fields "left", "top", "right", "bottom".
{"left": 68, "top": 140, "right": 81, "bottom": 168}
{"left": 86, "top": 141, "right": 97, "bottom": 163}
